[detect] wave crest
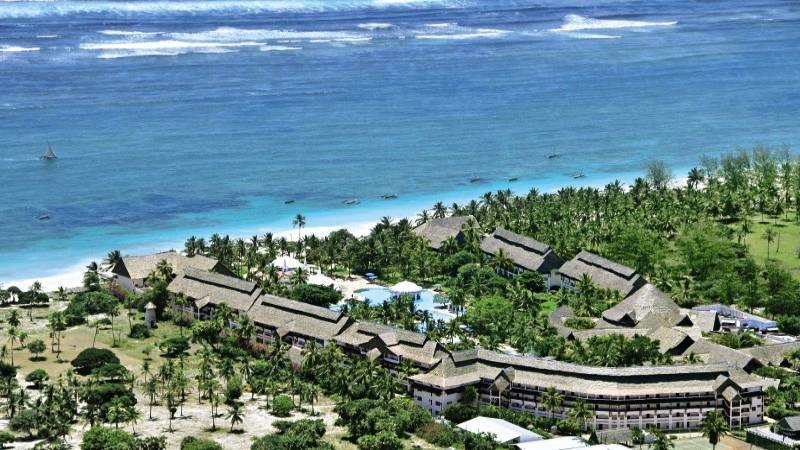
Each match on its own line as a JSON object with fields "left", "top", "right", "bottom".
{"left": 555, "top": 14, "right": 677, "bottom": 32}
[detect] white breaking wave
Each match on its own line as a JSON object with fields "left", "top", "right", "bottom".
{"left": 259, "top": 45, "right": 302, "bottom": 51}
{"left": 415, "top": 23, "right": 509, "bottom": 40}
{"left": 357, "top": 22, "right": 393, "bottom": 30}
{"left": 80, "top": 39, "right": 263, "bottom": 58}
{"left": 99, "top": 30, "right": 161, "bottom": 37}
{"left": 554, "top": 14, "right": 677, "bottom": 32}
{"left": 0, "top": 45, "right": 40, "bottom": 52}
{"left": 35, "top": 34, "right": 59, "bottom": 38}
{"left": 167, "top": 27, "right": 367, "bottom": 43}
{"left": 0, "top": 0, "right": 462, "bottom": 19}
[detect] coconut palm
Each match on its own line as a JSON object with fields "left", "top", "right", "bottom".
{"left": 541, "top": 386, "right": 564, "bottom": 419}
{"left": 700, "top": 410, "right": 729, "bottom": 450}
{"left": 569, "top": 399, "right": 594, "bottom": 431}
{"left": 225, "top": 401, "right": 244, "bottom": 432}
{"left": 104, "top": 249, "right": 122, "bottom": 270}
{"left": 293, "top": 214, "right": 306, "bottom": 243}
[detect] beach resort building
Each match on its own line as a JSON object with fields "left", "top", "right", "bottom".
{"left": 111, "top": 250, "right": 232, "bottom": 291}
{"left": 167, "top": 267, "right": 261, "bottom": 324}
{"left": 164, "top": 265, "right": 779, "bottom": 433}
{"left": 409, "top": 348, "right": 771, "bottom": 430}
{"left": 558, "top": 251, "right": 646, "bottom": 297}
{"left": 480, "top": 228, "right": 564, "bottom": 288}
{"left": 413, "top": 215, "right": 476, "bottom": 250}
{"left": 693, "top": 304, "right": 778, "bottom": 332}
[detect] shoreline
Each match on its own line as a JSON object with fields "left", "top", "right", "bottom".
{"left": 4, "top": 166, "right": 692, "bottom": 292}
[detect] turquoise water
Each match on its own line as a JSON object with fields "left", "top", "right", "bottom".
{"left": 1, "top": 0, "right": 799, "bottom": 282}
{"left": 354, "top": 288, "right": 453, "bottom": 323}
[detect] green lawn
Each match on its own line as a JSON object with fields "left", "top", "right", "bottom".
{"left": 745, "top": 214, "right": 800, "bottom": 277}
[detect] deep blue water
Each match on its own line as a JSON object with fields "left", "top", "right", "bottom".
{"left": 1, "top": 0, "right": 799, "bottom": 283}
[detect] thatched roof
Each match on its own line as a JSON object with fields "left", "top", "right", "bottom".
{"left": 559, "top": 251, "right": 645, "bottom": 297}
{"left": 333, "top": 321, "right": 444, "bottom": 366}
{"left": 167, "top": 268, "right": 260, "bottom": 312}
{"left": 413, "top": 216, "right": 475, "bottom": 249}
{"left": 743, "top": 342, "right": 800, "bottom": 367}
{"left": 247, "top": 294, "right": 351, "bottom": 342}
{"left": 601, "top": 284, "right": 687, "bottom": 328}
{"left": 113, "top": 251, "right": 223, "bottom": 281}
{"left": 410, "top": 347, "right": 759, "bottom": 398}
{"left": 480, "top": 228, "right": 564, "bottom": 273}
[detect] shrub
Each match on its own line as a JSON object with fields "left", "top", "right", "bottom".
{"left": 272, "top": 395, "right": 294, "bottom": 417}
{"left": 180, "top": 436, "right": 222, "bottom": 450}
{"left": 252, "top": 419, "right": 332, "bottom": 450}
{"left": 81, "top": 426, "right": 137, "bottom": 450}
{"left": 128, "top": 323, "right": 151, "bottom": 339}
{"left": 416, "top": 422, "right": 461, "bottom": 447}
{"left": 442, "top": 402, "right": 478, "bottom": 424}
{"left": 0, "top": 362, "right": 16, "bottom": 380}
{"left": 9, "top": 409, "right": 40, "bottom": 438}
{"left": 0, "top": 431, "right": 13, "bottom": 448}
{"left": 556, "top": 419, "right": 580, "bottom": 435}
{"left": 778, "top": 315, "right": 800, "bottom": 335}
{"left": 25, "top": 368, "right": 49, "bottom": 389}
{"left": 136, "top": 436, "right": 166, "bottom": 450}
{"left": 356, "top": 431, "right": 404, "bottom": 450}
{"left": 290, "top": 284, "right": 342, "bottom": 308}
{"left": 27, "top": 339, "right": 47, "bottom": 360}
{"left": 71, "top": 348, "right": 120, "bottom": 375}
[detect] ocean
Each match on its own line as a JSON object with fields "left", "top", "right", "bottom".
{"left": 1, "top": 0, "right": 799, "bottom": 287}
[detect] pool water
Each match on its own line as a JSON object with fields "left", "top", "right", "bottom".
{"left": 353, "top": 287, "right": 454, "bottom": 324}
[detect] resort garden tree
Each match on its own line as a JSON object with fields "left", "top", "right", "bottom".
{"left": 700, "top": 410, "right": 730, "bottom": 450}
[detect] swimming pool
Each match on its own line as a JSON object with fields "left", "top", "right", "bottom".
{"left": 353, "top": 287, "right": 454, "bottom": 324}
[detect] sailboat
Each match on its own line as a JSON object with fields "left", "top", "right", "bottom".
{"left": 41, "top": 144, "right": 57, "bottom": 160}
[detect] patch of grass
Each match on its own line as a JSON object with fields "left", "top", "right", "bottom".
{"left": 745, "top": 214, "right": 800, "bottom": 277}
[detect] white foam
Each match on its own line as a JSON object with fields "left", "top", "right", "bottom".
{"left": 99, "top": 30, "right": 161, "bottom": 37}
{"left": 416, "top": 27, "right": 508, "bottom": 40}
{"left": 426, "top": 22, "right": 456, "bottom": 28}
{"left": 167, "top": 27, "right": 366, "bottom": 43}
{"left": 35, "top": 34, "right": 59, "bottom": 38}
{"left": 81, "top": 39, "right": 261, "bottom": 58}
{"left": 0, "top": 45, "right": 40, "bottom": 52}
{"left": 357, "top": 22, "right": 393, "bottom": 30}
{"left": 259, "top": 45, "right": 302, "bottom": 52}
{"left": 554, "top": 14, "right": 677, "bottom": 32}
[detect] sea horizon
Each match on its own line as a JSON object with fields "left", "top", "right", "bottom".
{"left": 2, "top": 0, "right": 799, "bottom": 289}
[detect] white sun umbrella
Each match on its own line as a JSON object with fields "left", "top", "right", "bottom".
{"left": 390, "top": 280, "right": 424, "bottom": 295}
{"left": 308, "top": 273, "right": 339, "bottom": 290}
{"left": 271, "top": 255, "right": 302, "bottom": 271}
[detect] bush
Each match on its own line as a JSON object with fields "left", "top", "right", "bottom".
{"left": 0, "top": 362, "right": 15, "bottom": 380}
{"left": 556, "top": 419, "right": 581, "bottom": 435}
{"left": 252, "top": 419, "right": 332, "bottom": 450}
{"left": 25, "top": 368, "right": 49, "bottom": 389}
{"left": 64, "top": 290, "right": 118, "bottom": 325}
{"left": 778, "top": 315, "right": 800, "bottom": 335}
{"left": 442, "top": 402, "right": 478, "bottom": 424}
{"left": 128, "top": 323, "right": 151, "bottom": 339}
{"left": 71, "top": 348, "right": 120, "bottom": 375}
{"left": 0, "top": 431, "right": 13, "bottom": 448}
{"left": 272, "top": 395, "right": 294, "bottom": 417}
{"left": 81, "top": 426, "right": 137, "bottom": 450}
{"left": 290, "top": 284, "right": 342, "bottom": 308}
{"left": 81, "top": 382, "right": 137, "bottom": 421}
{"left": 416, "top": 422, "right": 461, "bottom": 447}
{"left": 27, "top": 339, "right": 47, "bottom": 360}
{"left": 356, "top": 431, "right": 404, "bottom": 450}
{"left": 180, "top": 437, "right": 222, "bottom": 450}
{"left": 9, "top": 409, "right": 40, "bottom": 437}
{"left": 136, "top": 436, "right": 167, "bottom": 450}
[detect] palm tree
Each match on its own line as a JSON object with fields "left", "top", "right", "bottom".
{"left": 650, "top": 428, "right": 674, "bottom": 450}
{"left": 104, "top": 250, "right": 122, "bottom": 270}
{"left": 143, "top": 378, "right": 158, "bottom": 420}
{"left": 302, "top": 383, "right": 320, "bottom": 415}
{"left": 569, "top": 399, "right": 594, "bottom": 432}
{"left": 293, "top": 214, "right": 306, "bottom": 244}
{"left": 763, "top": 228, "right": 777, "bottom": 260}
{"left": 700, "top": 410, "right": 729, "bottom": 450}
{"left": 226, "top": 401, "right": 244, "bottom": 432}
{"left": 541, "top": 386, "right": 564, "bottom": 420}
{"left": 631, "top": 427, "right": 645, "bottom": 450}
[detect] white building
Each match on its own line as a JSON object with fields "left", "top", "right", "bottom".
{"left": 457, "top": 416, "right": 542, "bottom": 444}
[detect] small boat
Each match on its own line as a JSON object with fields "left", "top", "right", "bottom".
{"left": 508, "top": 177, "right": 519, "bottom": 182}
{"left": 343, "top": 198, "right": 360, "bottom": 205}
{"left": 469, "top": 176, "right": 483, "bottom": 183}
{"left": 41, "top": 144, "right": 57, "bottom": 160}
{"left": 284, "top": 200, "right": 295, "bottom": 205}
{"left": 573, "top": 172, "right": 586, "bottom": 179}
{"left": 547, "top": 153, "right": 561, "bottom": 159}
{"left": 381, "top": 194, "right": 398, "bottom": 200}
{"left": 38, "top": 214, "right": 50, "bottom": 220}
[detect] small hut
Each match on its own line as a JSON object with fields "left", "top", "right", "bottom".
{"left": 390, "top": 281, "right": 424, "bottom": 300}
{"left": 144, "top": 302, "right": 157, "bottom": 328}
